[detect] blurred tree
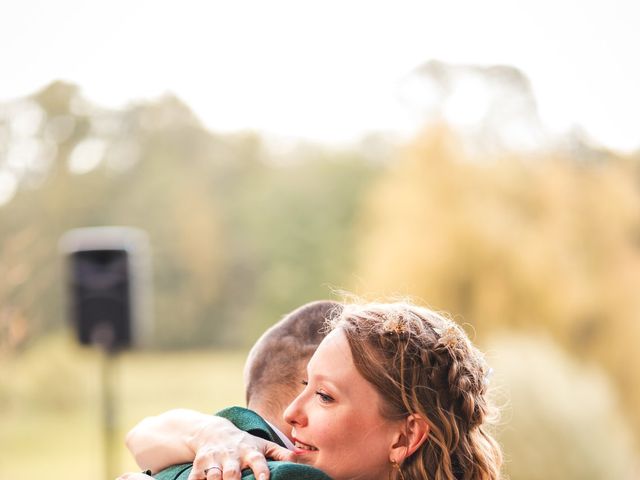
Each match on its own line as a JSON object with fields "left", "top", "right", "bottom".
{"left": 0, "top": 81, "right": 379, "bottom": 350}
{"left": 398, "top": 60, "right": 548, "bottom": 152}
{"left": 0, "top": 229, "right": 35, "bottom": 355}
{"left": 355, "top": 125, "right": 640, "bottom": 435}
{"left": 223, "top": 149, "right": 378, "bottom": 344}
{"left": 488, "top": 333, "right": 637, "bottom": 480}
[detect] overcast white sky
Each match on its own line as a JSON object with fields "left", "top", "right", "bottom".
{"left": 1, "top": 0, "right": 639, "bottom": 151}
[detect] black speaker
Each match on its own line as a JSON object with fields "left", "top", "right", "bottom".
{"left": 68, "top": 249, "right": 132, "bottom": 347}
{"left": 61, "top": 227, "right": 151, "bottom": 350}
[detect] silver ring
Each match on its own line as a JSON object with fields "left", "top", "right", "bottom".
{"left": 204, "top": 466, "right": 222, "bottom": 476}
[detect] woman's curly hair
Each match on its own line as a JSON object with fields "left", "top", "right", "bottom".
{"left": 328, "top": 301, "right": 502, "bottom": 480}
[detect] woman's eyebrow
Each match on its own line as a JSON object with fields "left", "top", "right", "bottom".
{"left": 308, "top": 373, "right": 342, "bottom": 391}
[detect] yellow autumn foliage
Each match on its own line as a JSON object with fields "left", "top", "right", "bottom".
{"left": 355, "top": 125, "right": 640, "bottom": 434}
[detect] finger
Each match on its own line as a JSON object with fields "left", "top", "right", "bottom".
{"left": 263, "top": 442, "right": 294, "bottom": 463}
{"left": 187, "top": 466, "right": 203, "bottom": 480}
{"left": 205, "top": 465, "right": 223, "bottom": 480}
{"left": 222, "top": 460, "right": 241, "bottom": 480}
{"left": 190, "top": 447, "right": 223, "bottom": 480}
{"left": 187, "top": 464, "right": 206, "bottom": 480}
{"left": 243, "top": 449, "right": 270, "bottom": 480}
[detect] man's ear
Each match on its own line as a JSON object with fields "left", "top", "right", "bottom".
{"left": 390, "top": 414, "right": 429, "bottom": 461}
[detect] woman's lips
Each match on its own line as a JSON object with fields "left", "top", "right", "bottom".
{"left": 293, "top": 438, "right": 318, "bottom": 454}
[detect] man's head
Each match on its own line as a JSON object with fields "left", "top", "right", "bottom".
{"left": 243, "top": 300, "right": 341, "bottom": 434}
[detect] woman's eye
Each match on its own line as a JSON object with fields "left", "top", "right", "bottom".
{"left": 301, "top": 380, "right": 309, "bottom": 386}
{"left": 316, "top": 391, "right": 334, "bottom": 404}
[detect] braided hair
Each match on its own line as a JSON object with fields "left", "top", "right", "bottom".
{"left": 328, "top": 302, "right": 502, "bottom": 480}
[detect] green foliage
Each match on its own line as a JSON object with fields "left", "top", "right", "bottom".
{"left": 0, "top": 337, "right": 246, "bottom": 480}
{"left": 6, "top": 334, "right": 93, "bottom": 411}
{"left": 487, "top": 333, "right": 637, "bottom": 480}
{"left": 0, "top": 82, "right": 378, "bottom": 350}
{"left": 3, "top": 81, "right": 640, "bottom": 476}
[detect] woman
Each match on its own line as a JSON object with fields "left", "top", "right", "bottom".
{"left": 125, "top": 301, "right": 502, "bottom": 480}
{"left": 283, "top": 301, "right": 502, "bottom": 479}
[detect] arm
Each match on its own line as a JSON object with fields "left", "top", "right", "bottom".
{"left": 125, "top": 409, "right": 293, "bottom": 479}
{"left": 126, "top": 409, "right": 221, "bottom": 471}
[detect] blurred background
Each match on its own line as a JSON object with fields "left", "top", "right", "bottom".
{"left": 1, "top": 1, "right": 639, "bottom": 479}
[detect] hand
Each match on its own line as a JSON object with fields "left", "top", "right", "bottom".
{"left": 126, "top": 410, "right": 242, "bottom": 472}
{"left": 187, "top": 428, "right": 293, "bottom": 480}
{"left": 116, "top": 473, "right": 152, "bottom": 480}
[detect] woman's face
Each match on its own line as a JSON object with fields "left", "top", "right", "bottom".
{"left": 283, "top": 328, "right": 401, "bottom": 480}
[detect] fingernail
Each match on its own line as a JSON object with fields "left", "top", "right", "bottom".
{"left": 259, "top": 474, "right": 266, "bottom": 480}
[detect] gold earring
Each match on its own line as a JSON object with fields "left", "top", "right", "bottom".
{"left": 389, "top": 460, "right": 406, "bottom": 480}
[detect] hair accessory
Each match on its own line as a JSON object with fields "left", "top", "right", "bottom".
{"left": 433, "top": 324, "right": 460, "bottom": 348}
{"left": 383, "top": 317, "right": 406, "bottom": 336}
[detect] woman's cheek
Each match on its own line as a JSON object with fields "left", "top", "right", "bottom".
{"left": 313, "top": 412, "right": 338, "bottom": 446}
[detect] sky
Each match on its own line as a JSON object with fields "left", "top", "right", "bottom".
{"left": 1, "top": 0, "right": 639, "bottom": 152}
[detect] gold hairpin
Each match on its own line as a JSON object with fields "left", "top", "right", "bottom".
{"left": 383, "top": 318, "right": 406, "bottom": 336}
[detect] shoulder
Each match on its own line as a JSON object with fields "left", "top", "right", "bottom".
{"left": 215, "top": 406, "right": 285, "bottom": 447}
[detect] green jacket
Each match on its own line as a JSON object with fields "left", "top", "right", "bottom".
{"left": 153, "top": 406, "right": 331, "bottom": 480}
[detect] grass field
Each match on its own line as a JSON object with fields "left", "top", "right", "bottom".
{"left": 0, "top": 335, "right": 247, "bottom": 480}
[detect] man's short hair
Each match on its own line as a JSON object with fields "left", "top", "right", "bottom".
{"left": 244, "top": 300, "right": 342, "bottom": 414}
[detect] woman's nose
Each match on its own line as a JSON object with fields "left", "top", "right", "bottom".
{"left": 283, "top": 393, "right": 307, "bottom": 427}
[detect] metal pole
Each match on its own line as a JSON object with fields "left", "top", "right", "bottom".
{"left": 101, "top": 348, "right": 118, "bottom": 480}
{"left": 94, "top": 325, "right": 118, "bottom": 480}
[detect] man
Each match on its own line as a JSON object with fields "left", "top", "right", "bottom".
{"left": 122, "top": 300, "right": 340, "bottom": 480}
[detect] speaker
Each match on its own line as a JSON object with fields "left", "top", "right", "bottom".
{"left": 60, "top": 227, "right": 151, "bottom": 350}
